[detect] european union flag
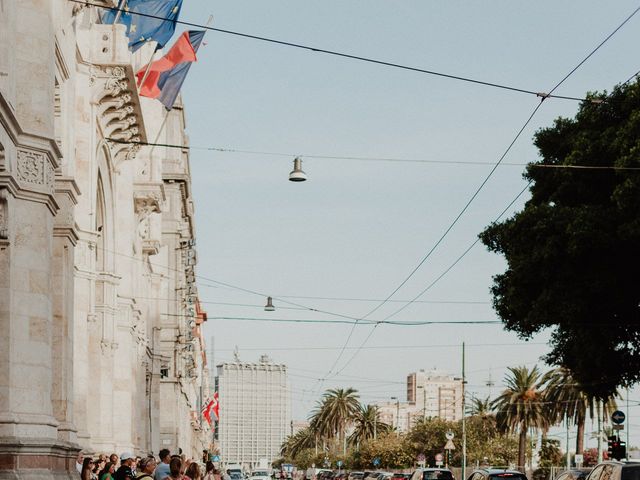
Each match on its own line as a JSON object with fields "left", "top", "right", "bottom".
{"left": 102, "top": 0, "right": 183, "bottom": 52}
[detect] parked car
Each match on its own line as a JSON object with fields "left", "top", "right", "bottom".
{"left": 585, "top": 461, "right": 640, "bottom": 480}
{"left": 553, "top": 469, "right": 592, "bottom": 480}
{"left": 349, "top": 472, "right": 365, "bottom": 480}
{"left": 249, "top": 471, "right": 270, "bottom": 480}
{"left": 412, "top": 469, "right": 455, "bottom": 480}
{"left": 392, "top": 475, "right": 411, "bottom": 480}
{"left": 465, "top": 469, "right": 527, "bottom": 480}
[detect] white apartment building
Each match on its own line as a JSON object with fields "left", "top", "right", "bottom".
{"left": 407, "top": 369, "right": 463, "bottom": 421}
{"left": 217, "top": 356, "right": 290, "bottom": 469}
{"left": 376, "top": 369, "right": 463, "bottom": 432}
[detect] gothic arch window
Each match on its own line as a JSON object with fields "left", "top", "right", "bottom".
{"left": 95, "top": 173, "right": 106, "bottom": 271}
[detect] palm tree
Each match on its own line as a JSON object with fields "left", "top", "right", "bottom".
{"left": 468, "top": 396, "right": 493, "bottom": 416}
{"left": 316, "top": 388, "right": 360, "bottom": 454}
{"left": 493, "top": 366, "right": 549, "bottom": 470}
{"left": 467, "top": 396, "right": 496, "bottom": 439}
{"left": 280, "top": 427, "right": 315, "bottom": 458}
{"left": 542, "top": 367, "right": 618, "bottom": 454}
{"left": 349, "top": 404, "right": 391, "bottom": 447}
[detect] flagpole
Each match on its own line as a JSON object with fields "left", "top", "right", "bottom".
{"left": 137, "top": 48, "right": 156, "bottom": 93}
{"left": 112, "top": 0, "right": 126, "bottom": 24}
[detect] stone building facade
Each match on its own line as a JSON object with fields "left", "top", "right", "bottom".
{"left": 0, "top": 1, "right": 211, "bottom": 478}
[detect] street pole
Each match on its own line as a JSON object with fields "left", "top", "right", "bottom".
{"left": 462, "top": 342, "right": 467, "bottom": 480}
{"left": 627, "top": 388, "right": 630, "bottom": 455}
{"left": 566, "top": 418, "right": 570, "bottom": 469}
{"left": 374, "top": 406, "right": 377, "bottom": 440}
{"left": 597, "top": 400, "right": 603, "bottom": 463}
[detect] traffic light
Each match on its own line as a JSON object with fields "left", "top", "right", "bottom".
{"left": 608, "top": 435, "right": 616, "bottom": 458}
{"left": 607, "top": 435, "right": 627, "bottom": 460}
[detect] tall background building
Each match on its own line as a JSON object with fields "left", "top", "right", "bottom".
{"left": 376, "top": 369, "right": 463, "bottom": 432}
{"left": 217, "top": 355, "right": 290, "bottom": 469}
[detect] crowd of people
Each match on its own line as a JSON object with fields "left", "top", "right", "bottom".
{"left": 75, "top": 449, "right": 221, "bottom": 480}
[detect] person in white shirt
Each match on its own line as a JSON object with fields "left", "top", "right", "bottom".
{"left": 76, "top": 452, "right": 85, "bottom": 474}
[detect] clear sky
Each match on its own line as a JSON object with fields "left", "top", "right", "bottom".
{"left": 171, "top": 0, "right": 640, "bottom": 451}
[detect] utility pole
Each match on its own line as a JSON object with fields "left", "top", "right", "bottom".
{"left": 374, "top": 405, "right": 378, "bottom": 440}
{"left": 566, "top": 418, "right": 570, "bottom": 469}
{"left": 597, "top": 400, "right": 603, "bottom": 463}
{"left": 627, "top": 387, "right": 630, "bottom": 454}
{"left": 462, "top": 342, "right": 467, "bottom": 480}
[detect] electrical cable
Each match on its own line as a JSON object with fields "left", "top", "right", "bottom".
{"left": 107, "top": 138, "right": 640, "bottom": 171}
{"left": 213, "top": 341, "right": 548, "bottom": 352}
{"left": 161, "top": 312, "right": 503, "bottom": 326}
{"left": 322, "top": 4, "right": 640, "bottom": 381}
{"left": 330, "top": 181, "right": 532, "bottom": 378}
{"left": 70, "top": 0, "right": 596, "bottom": 103}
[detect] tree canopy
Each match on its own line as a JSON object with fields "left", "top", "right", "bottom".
{"left": 480, "top": 80, "right": 640, "bottom": 399}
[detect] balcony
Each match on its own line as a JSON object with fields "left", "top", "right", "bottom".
{"left": 77, "top": 21, "right": 147, "bottom": 165}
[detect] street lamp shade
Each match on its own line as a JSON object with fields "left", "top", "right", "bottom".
{"left": 289, "top": 157, "right": 307, "bottom": 182}
{"left": 264, "top": 296, "right": 275, "bottom": 311}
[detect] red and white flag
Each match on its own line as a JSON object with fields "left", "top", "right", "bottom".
{"left": 202, "top": 398, "right": 214, "bottom": 426}
{"left": 212, "top": 392, "right": 219, "bottom": 420}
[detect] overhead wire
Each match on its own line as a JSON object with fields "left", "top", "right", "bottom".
{"left": 330, "top": 181, "right": 532, "bottom": 377}
{"left": 71, "top": 0, "right": 594, "bottom": 103}
{"left": 161, "top": 312, "right": 502, "bottom": 326}
{"left": 107, "top": 138, "right": 640, "bottom": 171}
{"left": 322, "top": 4, "right": 640, "bottom": 380}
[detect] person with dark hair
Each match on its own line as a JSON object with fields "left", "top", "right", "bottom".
{"left": 168, "top": 457, "right": 183, "bottom": 480}
{"left": 81, "top": 458, "right": 94, "bottom": 480}
{"left": 137, "top": 457, "right": 157, "bottom": 480}
{"left": 154, "top": 450, "right": 171, "bottom": 480}
{"left": 110, "top": 454, "right": 120, "bottom": 468}
{"left": 99, "top": 462, "right": 116, "bottom": 480}
{"left": 184, "top": 463, "right": 201, "bottom": 480}
{"left": 203, "top": 462, "right": 215, "bottom": 480}
{"left": 93, "top": 458, "right": 106, "bottom": 480}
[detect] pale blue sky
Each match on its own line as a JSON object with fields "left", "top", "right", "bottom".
{"left": 171, "top": 1, "right": 640, "bottom": 450}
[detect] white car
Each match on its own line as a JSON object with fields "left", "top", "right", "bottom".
{"left": 250, "top": 471, "right": 271, "bottom": 480}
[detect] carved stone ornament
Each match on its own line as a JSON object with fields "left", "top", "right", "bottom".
{"left": 15, "top": 149, "right": 55, "bottom": 195}
{"left": 90, "top": 63, "right": 147, "bottom": 165}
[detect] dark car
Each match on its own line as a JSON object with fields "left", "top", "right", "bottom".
{"left": 349, "top": 473, "right": 364, "bottom": 480}
{"left": 466, "top": 469, "right": 527, "bottom": 480}
{"left": 554, "top": 469, "right": 592, "bottom": 480}
{"left": 585, "top": 462, "right": 640, "bottom": 480}
{"left": 411, "top": 469, "right": 455, "bottom": 480}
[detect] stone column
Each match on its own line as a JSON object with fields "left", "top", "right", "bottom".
{"left": 51, "top": 177, "right": 81, "bottom": 444}
{"left": 0, "top": 0, "right": 79, "bottom": 475}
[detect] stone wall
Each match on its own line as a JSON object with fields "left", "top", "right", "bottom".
{"left": 0, "top": 1, "right": 212, "bottom": 476}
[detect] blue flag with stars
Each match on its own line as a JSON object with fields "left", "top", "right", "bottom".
{"left": 102, "top": 0, "right": 183, "bottom": 52}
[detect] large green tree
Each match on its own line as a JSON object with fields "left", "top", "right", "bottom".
{"left": 492, "top": 366, "right": 549, "bottom": 469}
{"left": 480, "top": 80, "right": 640, "bottom": 399}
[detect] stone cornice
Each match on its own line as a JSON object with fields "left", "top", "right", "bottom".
{"left": 0, "top": 94, "right": 61, "bottom": 216}
{"left": 77, "top": 23, "right": 148, "bottom": 166}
